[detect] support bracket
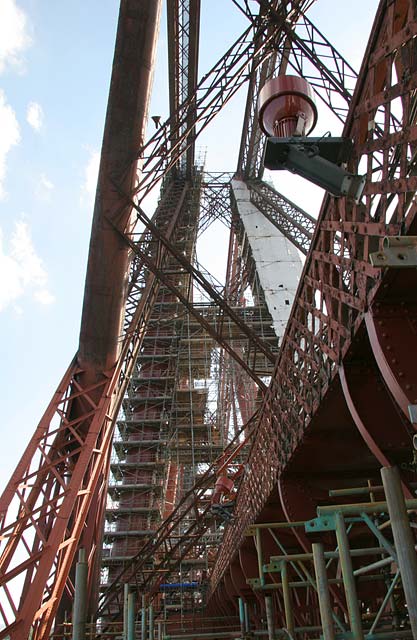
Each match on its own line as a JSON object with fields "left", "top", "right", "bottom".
{"left": 370, "top": 236, "right": 417, "bottom": 267}
{"left": 305, "top": 514, "right": 336, "bottom": 533}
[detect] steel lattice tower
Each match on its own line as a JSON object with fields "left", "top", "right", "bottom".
{"left": 2, "top": 1, "right": 417, "bottom": 638}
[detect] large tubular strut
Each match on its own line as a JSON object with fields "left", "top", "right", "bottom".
{"left": 211, "top": 1, "right": 417, "bottom": 622}
{"left": 0, "top": 2, "right": 163, "bottom": 636}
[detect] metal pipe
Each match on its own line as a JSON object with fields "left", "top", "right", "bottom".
{"left": 369, "top": 570, "right": 400, "bottom": 635}
{"left": 318, "top": 498, "right": 417, "bottom": 516}
{"left": 353, "top": 555, "right": 392, "bottom": 576}
{"left": 244, "top": 601, "right": 250, "bottom": 633}
{"left": 335, "top": 512, "right": 363, "bottom": 639}
{"left": 256, "top": 527, "right": 265, "bottom": 585}
{"left": 281, "top": 562, "right": 294, "bottom": 637}
{"left": 270, "top": 546, "right": 387, "bottom": 562}
{"left": 127, "top": 590, "right": 136, "bottom": 640}
{"left": 163, "top": 633, "right": 241, "bottom": 640}
{"left": 329, "top": 483, "right": 417, "bottom": 498}
{"left": 149, "top": 605, "right": 154, "bottom": 640}
{"left": 312, "top": 543, "right": 335, "bottom": 640}
{"left": 78, "top": 0, "right": 163, "bottom": 374}
{"left": 254, "top": 573, "right": 387, "bottom": 588}
{"left": 381, "top": 466, "right": 417, "bottom": 638}
{"left": 123, "top": 584, "right": 129, "bottom": 640}
{"left": 158, "top": 622, "right": 162, "bottom": 640}
{"left": 265, "top": 596, "right": 275, "bottom": 640}
{"left": 72, "top": 548, "right": 88, "bottom": 640}
{"left": 239, "top": 598, "right": 246, "bottom": 637}
{"left": 142, "top": 596, "right": 147, "bottom": 640}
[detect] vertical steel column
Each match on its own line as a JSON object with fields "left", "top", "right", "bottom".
{"left": 335, "top": 512, "right": 363, "bottom": 639}
{"left": 149, "top": 604, "right": 154, "bottom": 640}
{"left": 72, "top": 548, "right": 88, "bottom": 640}
{"left": 312, "top": 543, "right": 335, "bottom": 640}
{"left": 256, "top": 528, "right": 265, "bottom": 586}
{"left": 381, "top": 466, "right": 417, "bottom": 638}
{"left": 158, "top": 621, "right": 162, "bottom": 640}
{"left": 265, "top": 596, "right": 275, "bottom": 640}
{"left": 142, "top": 596, "right": 147, "bottom": 640}
{"left": 239, "top": 598, "right": 245, "bottom": 637}
{"left": 127, "top": 591, "right": 136, "bottom": 640}
{"left": 281, "top": 561, "right": 294, "bottom": 637}
{"left": 123, "top": 584, "right": 129, "bottom": 640}
{"left": 244, "top": 602, "right": 250, "bottom": 633}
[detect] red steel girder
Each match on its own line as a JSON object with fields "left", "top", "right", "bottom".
{"left": 78, "top": 0, "right": 162, "bottom": 376}
{"left": 134, "top": 14, "right": 284, "bottom": 201}
{"left": 97, "top": 415, "right": 257, "bottom": 625}
{"left": 210, "top": 0, "right": 417, "bottom": 599}
{"left": 108, "top": 204, "right": 269, "bottom": 390}
{"left": 0, "top": 177, "right": 189, "bottom": 637}
{"left": 167, "top": 0, "right": 201, "bottom": 175}
{"left": 112, "top": 184, "right": 277, "bottom": 366}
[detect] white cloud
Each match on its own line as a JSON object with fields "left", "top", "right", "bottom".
{"left": 35, "top": 173, "right": 54, "bottom": 201}
{"left": 34, "top": 289, "right": 54, "bottom": 305}
{"left": 0, "top": 90, "right": 20, "bottom": 199}
{"left": 81, "top": 149, "right": 100, "bottom": 205}
{"left": 0, "top": 219, "right": 54, "bottom": 312}
{"left": 0, "top": 0, "right": 32, "bottom": 74}
{"left": 26, "top": 101, "right": 43, "bottom": 132}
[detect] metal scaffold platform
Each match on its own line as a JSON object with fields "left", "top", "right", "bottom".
{"left": 1, "top": 0, "right": 417, "bottom": 638}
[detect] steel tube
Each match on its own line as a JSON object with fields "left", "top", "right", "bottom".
{"left": 127, "top": 591, "right": 136, "bottom": 640}
{"left": 312, "top": 543, "right": 335, "bottom": 640}
{"left": 149, "top": 605, "right": 154, "bottom": 640}
{"left": 72, "top": 548, "right": 88, "bottom": 640}
{"left": 281, "top": 562, "right": 294, "bottom": 637}
{"left": 381, "top": 466, "right": 417, "bottom": 638}
{"left": 318, "top": 499, "right": 417, "bottom": 516}
{"left": 78, "top": 0, "right": 163, "bottom": 374}
{"left": 244, "top": 602, "right": 250, "bottom": 633}
{"left": 256, "top": 527, "right": 265, "bottom": 585}
{"left": 164, "top": 634, "right": 241, "bottom": 640}
{"left": 239, "top": 598, "right": 245, "bottom": 637}
{"left": 142, "top": 596, "right": 147, "bottom": 640}
{"left": 253, "top": 573, "right": 388, "bottom": 589}
{"left": 265, "top": 596, "right": 275, "bottom": 640}
{"left": 335, "top": 512, "right": 363, "bottom": 639}
{"left": 270, "top": 546, "right": 386, "bottom": 562}
{"left": 123, "top": 584, "right": 129, "bottom": 640}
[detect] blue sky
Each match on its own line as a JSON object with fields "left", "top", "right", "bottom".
{"left": 0, "top": 0, "right": 378, "bottom": 488}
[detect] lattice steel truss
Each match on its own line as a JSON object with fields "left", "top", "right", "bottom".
{"left": 2, "top": 0, "right": 417, "bottom": 638}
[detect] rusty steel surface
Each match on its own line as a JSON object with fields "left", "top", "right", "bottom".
{"left": 3, "top": 0, "right": 417, "bottom": 636}
{"left": 167, "top": 0, "right": 201, "bottom": 175}
{"left": 0, "top": 181, "right": 189, "bottom": 638}
{"left": 210, "top": 0, "right": 417, "bottom": 598}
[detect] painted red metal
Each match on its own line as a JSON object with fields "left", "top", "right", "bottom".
{"left": 2, "top": 0, "right": 417, "bottom": 634}
{"left": 258, "top": 75, "right": 317, "bottom": 137}
{"left": 78, "top": 0, "right": 162, "bottom": 376}
{"left": 210, "top": 0, "right": 417, "bottom": 623}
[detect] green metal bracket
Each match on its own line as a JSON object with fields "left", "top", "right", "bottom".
{"left": 246, "top": 578, "right": 261, "bottom": 589}
{"left": 263, "top": 560, "right": 282, "bottom": 573}
{"left": 305, "top": 513, "right": 336, "bottom": 533}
